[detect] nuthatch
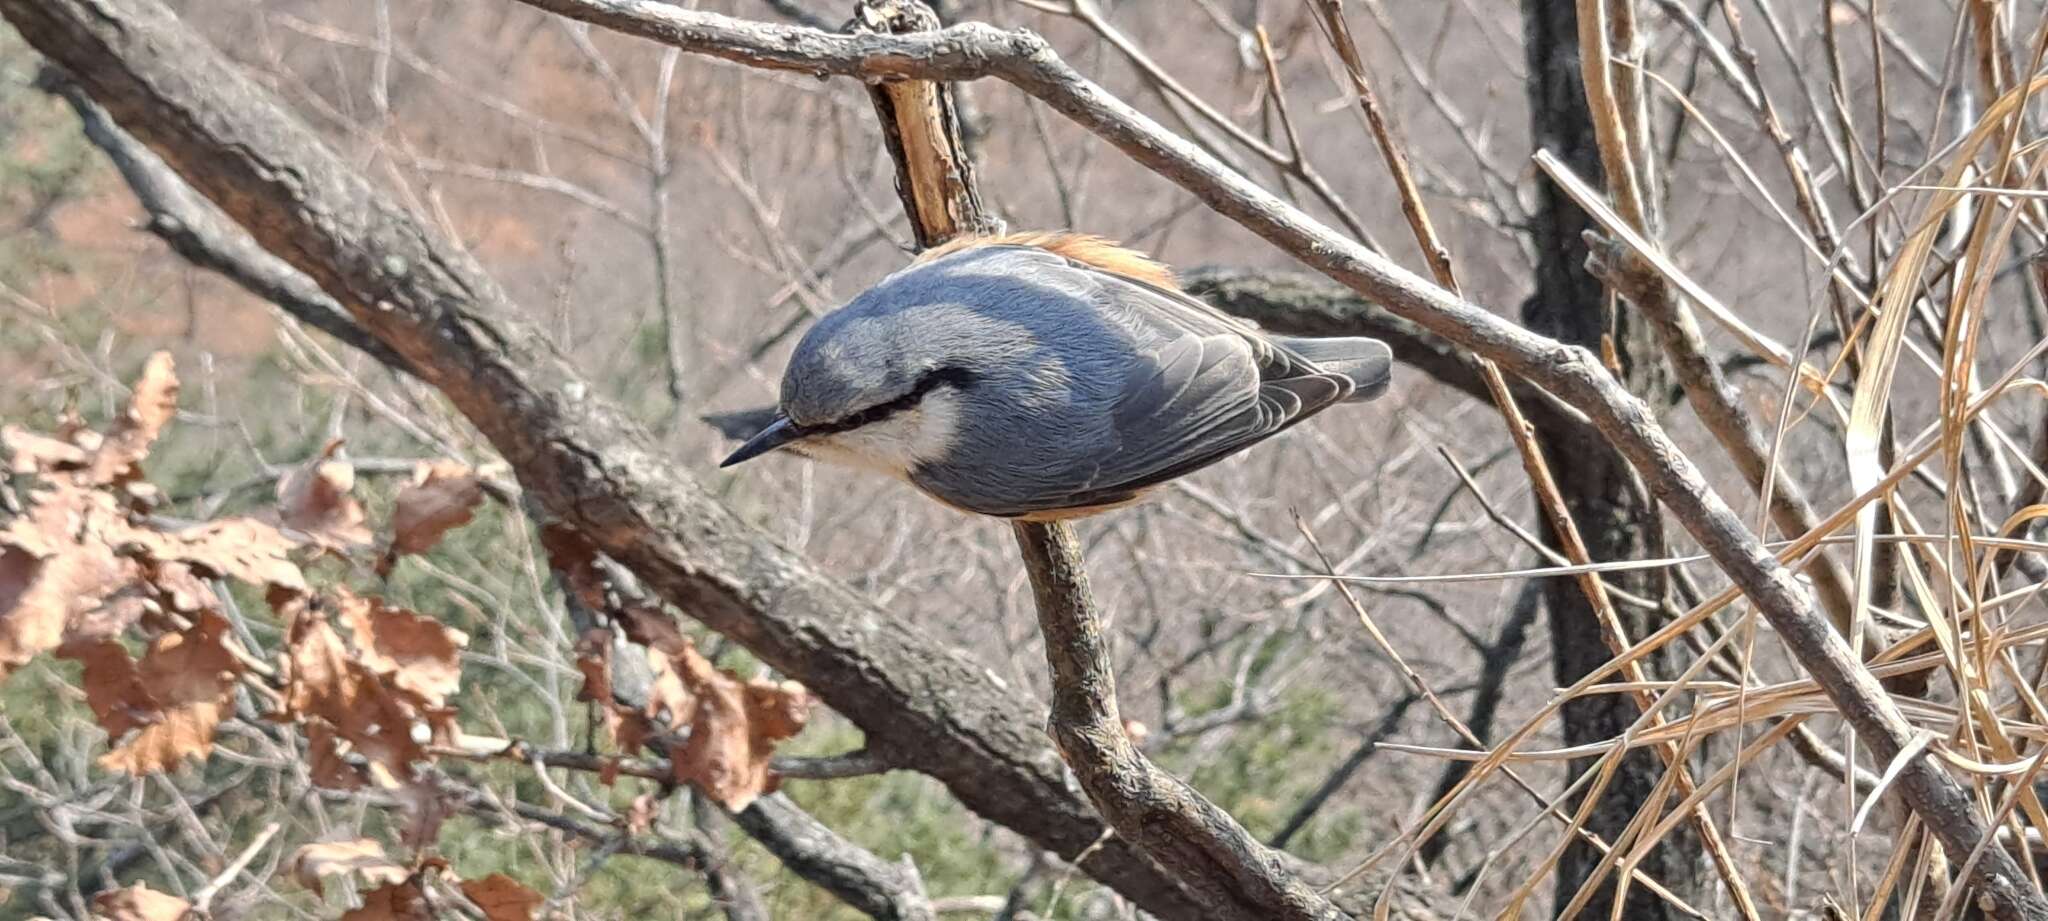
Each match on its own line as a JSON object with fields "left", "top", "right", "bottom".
{"left": 720, "top": 233, "right": 1393, "bottom": 520}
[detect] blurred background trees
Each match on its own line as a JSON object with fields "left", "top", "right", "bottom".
{"left": 3, "top": 0, "right": 2045, "bottom": 919}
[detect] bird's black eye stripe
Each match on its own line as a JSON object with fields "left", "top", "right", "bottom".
{"left": 808, "top": 366, "right": 976, "bottom": 435}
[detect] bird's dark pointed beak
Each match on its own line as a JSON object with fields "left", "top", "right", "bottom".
{"left": 719, "top": 414, "right": 804, "bottom": 468}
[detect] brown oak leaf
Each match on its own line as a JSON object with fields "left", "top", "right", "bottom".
{"left": 2, "top": 425, "right": 88, "bottom": 475}
{"left": 614, "top": 603, "right": 688, "bottom": 656}
{"left": 340, "top": 881, "right": 432, "bottom": 921}
{"left": 610, "top": 710, "right": 652, "bottom": 764}
{"left": 336, "top": 588, "right": 465, "bottom": 707}
{"left": 280, "top": 600, "right": 451, "bottom": 784}
{"left": 572, "top": 628, "right": 612, "bottom": 706}
{"left": 0, "top": 486, "right": 142, "bottom": 678}
{"left": 283, "top": 613, "right": 422, "bottom": 782}
{"left": 91, "top": 882, "right": 190, "bottom": 921}
{"left": 458, "top": 874, "right": 544, "bottom": 921}
{"left": 68, "top": 640, "right": 157, "bottom": 740}
{"left": 377, "top": 461, "right": 484, "bottom": 576}
{"left": 571, "top": 627, "right": 643, "bottom": 760}
{"left": 72, "top": 561, "right": 218, "bottom": 651}
{"left": 127, "top": 517, "right": 307, "bottom": 595}
{"left": 86, "top": 352, "right": 178, "bottom": 487}
{"left": 0, "top": 546, "right": 50, "bottom": 677}
{"left": 75, "top": 612, "right": 246, "bottom": 774}
{"left": 642, "top": 645, "right": 696, "bottom": 729}
{"left": 305, "top": 723, "right": 366, "bottom": 791}
{"left": 662, "top": 641, "right": 812, "bottom": 811}
{"left": 537, "top": 525, "right": 602, "bottom": 609}
{"left": 273, "top": 439, "right": 371, "bottom": 550}
{"left": 145, "top": 562, "right": 216, "bottom": 615}
{"left": 288, "top": 839, "right": 407, "bottom": 897}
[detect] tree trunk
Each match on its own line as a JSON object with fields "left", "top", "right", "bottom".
{"left": 1519, "top": 3, "right": 1703, "bottom": 917}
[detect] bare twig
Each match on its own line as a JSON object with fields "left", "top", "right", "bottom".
{"left": 1318, "top": 3, "right": 1752, "bottom": 911}
{"left": 1553, "top": 157, "right": 1863, "bottom": 641}
{"left": 187, "top": 821, "right": 280, "bottom": 913}
{"left": 1419, "top": 580, "right": 1541, "bottom": 865}
{"left": 1025, "top": 0, "right": 1381, "bottom": 247}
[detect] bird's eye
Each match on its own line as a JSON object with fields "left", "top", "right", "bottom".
{"left": 811, "top": 366, "right": 975, "bottom": 434}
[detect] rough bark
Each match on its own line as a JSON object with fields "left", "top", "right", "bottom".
{"left": 1520, "top": 3, "right": 1703, "bottom": 917}
{"left": 28, "top": 68, "right": 415, "bottom": 378}
{"left": 1013, "top": 526, "right": 1350, "bottom": 921}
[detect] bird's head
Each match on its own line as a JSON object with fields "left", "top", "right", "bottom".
{"left": 720, "top": 237, "right": 1115, "bottom": 477}
{"left": 719, "top": 302, "right": 982, "bottom": 477}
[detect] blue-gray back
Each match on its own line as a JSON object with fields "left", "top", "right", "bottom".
{"left": 782, "top": 244, "right": 1366, "bottom": 517}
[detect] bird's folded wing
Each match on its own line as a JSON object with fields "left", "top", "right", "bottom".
{"left": 1031, "top": 335, "right": 1353, "bottom": 513}
{"left": 969, "top": 244, "right": 1358, "bottom": 515}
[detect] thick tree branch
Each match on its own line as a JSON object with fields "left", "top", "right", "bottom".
{"left": 460, "top": 4, "right": 2047, "bottom": 916}
{"left": 1, "top": 3, "right": 1207, "bottom": 917}
{"left": 51, "top": 59, "right": 997, "bottom": 921}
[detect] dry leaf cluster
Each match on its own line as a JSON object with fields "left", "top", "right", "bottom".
{"left": 1, "top": 355, "right": 804, "bottom": 918}
{"left": 0, "top": 353, "right": 481, "bottom": 780}
{"left": 549, "top": 527, "right": 814, "bottom": 811}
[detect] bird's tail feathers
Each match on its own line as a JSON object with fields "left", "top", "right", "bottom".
{"left": 1278, "top": 336, "right": 1393, "bottom": 402}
